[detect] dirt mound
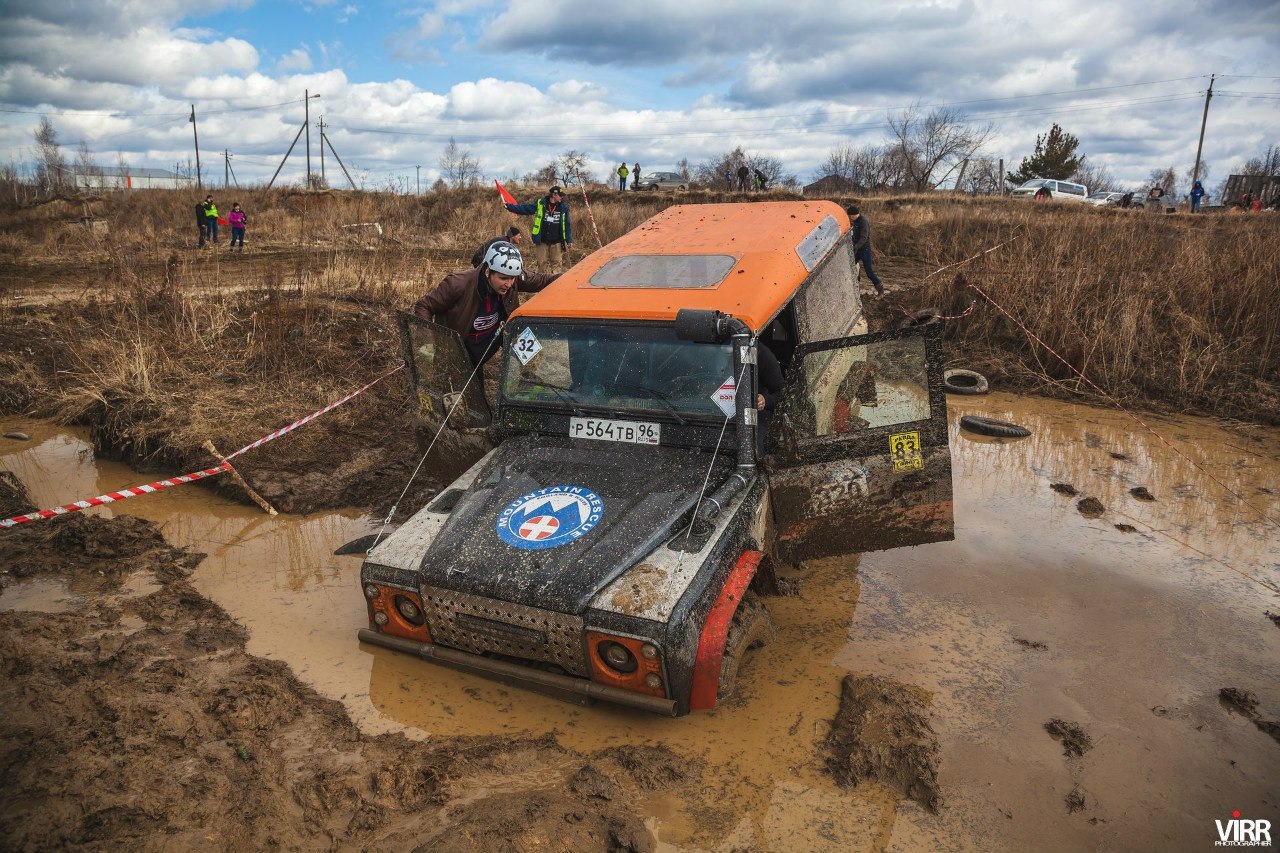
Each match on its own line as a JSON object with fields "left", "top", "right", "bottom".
{"left": 824, "top": 673, "right": 941, "bottom": 811}
{"left": 0, "top": 511, "right": 656, "bottom": 852}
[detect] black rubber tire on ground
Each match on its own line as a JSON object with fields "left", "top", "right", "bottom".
{"left": 943, "top": 368, "right": 989, "bottom": 395}
{"left": 718, "top": 591, "right": 776, "bottom": 701}
{"left": 960, "top": 414, "right": 1031, "bottom": 438}
{"left": 898, "top": 307, "right": 944, "bottom": 329}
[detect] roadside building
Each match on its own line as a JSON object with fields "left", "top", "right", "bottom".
{"left": 59, "top": 165, "right": 196, "bottom": 191}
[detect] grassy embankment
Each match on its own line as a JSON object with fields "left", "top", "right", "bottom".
{"left": 0, "top": 187, "right": 1274, "bottom": 500}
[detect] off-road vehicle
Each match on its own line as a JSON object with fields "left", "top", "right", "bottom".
{"left": 358, "top": 201, "right": 954, "bottom": 716}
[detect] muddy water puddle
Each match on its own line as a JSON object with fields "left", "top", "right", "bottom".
{"left": 3, "top": 394, "right": 1278, "bottom": 852}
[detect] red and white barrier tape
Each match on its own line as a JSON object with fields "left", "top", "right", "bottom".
{"left": 1, "top": 463, "right": 230, "bottom": 528}
{"left": 572, "top": 171, "right": 605, "bottom": 251}
{"left": 2, "top": 363, "right": 404, "bottom": 529}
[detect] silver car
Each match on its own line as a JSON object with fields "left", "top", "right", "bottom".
{"left": 636, "top": 171, "right": 688, "bottom": 190}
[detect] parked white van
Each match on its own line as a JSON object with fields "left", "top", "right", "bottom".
{"left": 1010, "top": 178, "right": 1089, "bottom": 202}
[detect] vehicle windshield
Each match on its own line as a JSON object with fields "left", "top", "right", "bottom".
{"left": 1018, "top": 179, "right": 1047, "bottom": 189}
{"left": 501, "top": 321, "right": 735, "bottom": 422}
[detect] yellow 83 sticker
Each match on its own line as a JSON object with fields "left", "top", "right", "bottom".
{"left": 890, "top": 430, "right": 923, "bottom": 472}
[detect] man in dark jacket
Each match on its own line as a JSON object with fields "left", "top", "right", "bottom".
{"left": 504, "top": 186, "right": 572, "bottom": 272}
{"left": 470, "top": 226, "right": 522, "bottom": 267}
{"left": 414, "top": 242, "right": 559, "bottom": 366}
{"left": 846, "top": 204, "right": 883, "bottom": 296}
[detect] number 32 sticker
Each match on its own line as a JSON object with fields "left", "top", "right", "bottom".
{"left": 890, "top": 430, "right": 923, "bottom": 472}
{"left": 513, "top": 327, "right": 543, "bottom": 365}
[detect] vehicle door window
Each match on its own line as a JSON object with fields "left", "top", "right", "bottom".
{"left": 792, "top": 239, "right": 860, "bottom": 344}
{"left": 397, "top": 310, "right": 491, "bottom": 430}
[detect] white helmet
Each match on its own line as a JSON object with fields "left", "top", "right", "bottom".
{"left": 483, "top": 241, "right": 523, "bottom": 277}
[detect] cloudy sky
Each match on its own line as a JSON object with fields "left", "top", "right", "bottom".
{"left": 1, "top": 0, "right": 1277, "bottom": 196}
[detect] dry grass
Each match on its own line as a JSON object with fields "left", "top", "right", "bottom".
{"left": 0, "top": 186, "right": 1275, "bottom": 477}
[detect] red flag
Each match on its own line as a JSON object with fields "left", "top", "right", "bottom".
{"left": 494, "top": 180, "right": 517, "bottom": 206}
{"left": 217, "top": 217, "right": 228, "bottom": 225}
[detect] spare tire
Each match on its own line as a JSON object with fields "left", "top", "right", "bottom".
{"left": 943, "top": 368, "right": 989, "bottom": 395}
{"left": 960, "top": 414, "right": 1030, "bottom": 438}
{"left": 899, "top": 307, "right": 943, "bottom": 329}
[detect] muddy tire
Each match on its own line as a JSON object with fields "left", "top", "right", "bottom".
{"left": 943, "top": 368, "right": 989, "bottom": 395}
{"left": 718, "top": 591, "right": 776, "bottom": 701}
{"left": 960, "top": 414, "right": 1031, "bottom": 438}
{"left": 899, "top": 307, "right": 944, "bottom": 329}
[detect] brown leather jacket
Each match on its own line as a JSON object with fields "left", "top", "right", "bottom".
{"left": 413, "top": 265, "right": 559, "bottom": 340}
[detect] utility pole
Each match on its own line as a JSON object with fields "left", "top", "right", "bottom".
{"left": 1191, "top": 74, "right": 1215, "bottom": 189}
{"left": 998, "top": 158, "right": 1004, "bottom": 195}
{"left": 317, "top": 116, "right": 327, "bottom": 187}
{"left": 304, "top": 89, "right": 312, "bottom": 189}
{"left": 189, "top": 105, "right": 202, "bottom": 189}
{"left": 224, "top": 149, "right": 230, "bottom": 188}
{"left": 416, "top": 165, "right": 421, "bottom": 195}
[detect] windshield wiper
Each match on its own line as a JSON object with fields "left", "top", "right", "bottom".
{"left": 512, "top": 377, "right": 586, "bottom": 415}
{"left": 614, "top": 382, "right": 687, "bottom": 425}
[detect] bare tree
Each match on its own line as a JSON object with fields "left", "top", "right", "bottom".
{"left": 1071, "top": 159, "right": 1120, "bottom": 193}
{"left": 1147, "top": 166, "right": 1177, "bottom": 200}
{"left": 886, "top": 104, "right": 994, "bottom": 192}
{"left": 32, "top": 116, "right": 66, "bottom": 196}
{"left": 1240, "top": 145, "right": 1280, "bottom": 176}
{"left": 815, "top": 142, "right": 903, "bottom": 190}
{"left": 438, "top": 137, "right": 483, "bottom": 188}
{"left": 959, "top": 156, "right": 1005, "bottom": 195}
{"left": 693, "top": 146, "right": 747, "bottom": 187}
{"left": 556, "top": 150, "right": 594, "bottom": 186}
{"left": 74, "top": 141, "right": 100, "bottom": 189}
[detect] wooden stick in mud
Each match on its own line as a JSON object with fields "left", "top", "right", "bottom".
{"left": 202, "top": 439, "right": 278, "bottom": 516}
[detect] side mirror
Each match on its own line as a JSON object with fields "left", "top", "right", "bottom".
{"left": 675, "top": 308, "right": 730, "bottom": 343}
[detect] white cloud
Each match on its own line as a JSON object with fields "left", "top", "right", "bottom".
{"left": 277, "top": 48, "right": 313, "bottom": 73}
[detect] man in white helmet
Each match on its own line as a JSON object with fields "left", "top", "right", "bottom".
{"left": 413, "top": 242, "right": 560, "bottom": 366}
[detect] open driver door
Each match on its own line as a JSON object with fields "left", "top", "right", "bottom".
{"left": 765, "top": 322, "right": 953, "bottom": 564}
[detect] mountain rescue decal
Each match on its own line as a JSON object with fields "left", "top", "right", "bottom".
{"left": 496, "top": 486, "right": 604, "bottom": 550}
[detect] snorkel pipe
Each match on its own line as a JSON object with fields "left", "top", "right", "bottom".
{"left": 674, "top": 309, "right": 757, "bottom": 524}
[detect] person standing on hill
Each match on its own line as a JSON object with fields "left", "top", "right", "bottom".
{"left": 737, "top": 163, "right": 750, "bottom": 192}
{"left": 632, "top": 163, "right": 641, "bottom": 190}
{"left": 195, "top": 198, "right": 208, "bottom": 247}
{"left": 201, "top": 194, "right": 220, "bottom": 244}
{"left": 846, "top": 204, "right": 883, "bottom": 296}
{"left": 753, "top": 168, "right": 768, "bottom": 191}
{"left": 413, "top": 243, "right": 560, "bottom": 366}
{"left": 504, "top": 186, "right": 572, "bottom": 272}
{"left": 616, "top": 163, "right": 629, "bottom": 191}
{"left": 1190, "top": 180, "right": 1206, "bottom": 213}
{"left": 227, "top": 203, "right": 247, "bottom": 252}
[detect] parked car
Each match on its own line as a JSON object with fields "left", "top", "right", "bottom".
{"left": 1084, "top": 191, "right": 1126, "bottom": 206}
{"left": 1010, "top": 178, "right": 1089, "bottom": 202}
{"left": 636, "top": 171, "right": 689, "bottom": 190}
{"left": 359, "top": 201, "right": 955, "bottom": 716}
{"left": 1125, "top": 189, "right": 1177, "bottom": 212}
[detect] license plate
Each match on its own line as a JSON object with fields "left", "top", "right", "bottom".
{"left": 569, "top": 417, "right": 661, "bottom": 445}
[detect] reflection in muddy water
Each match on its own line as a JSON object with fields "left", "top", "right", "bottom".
{"left": 3, "top": 395, "right": 1279, "bottom": 852}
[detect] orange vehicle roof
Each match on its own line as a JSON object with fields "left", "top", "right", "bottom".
{"left": 510, "top": 201, "right": 850, "bottom": 333}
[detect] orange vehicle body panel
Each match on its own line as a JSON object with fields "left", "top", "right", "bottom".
{"left": 510, "top": 201, "right": 850, "bottom": 333}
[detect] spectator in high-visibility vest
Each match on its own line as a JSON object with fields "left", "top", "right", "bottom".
{"left": 616, "top": 162, "right": 629, "bottom": 191}
{"left": 201, "top": 195, "right": 220, "bottom": 244}
{"left": 504, "top": 186, "right": 572, "bottom": 273}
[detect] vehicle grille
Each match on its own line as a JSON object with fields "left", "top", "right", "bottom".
{"left": 419, "top": 586, "right": 587, "bottom": 676}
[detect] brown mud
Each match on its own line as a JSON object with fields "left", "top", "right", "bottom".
{"left": 0, "top": 476, "right": 660, "bottom": 852}
{"left": 3, "top": 387, "right": 1278, "bottom": 852}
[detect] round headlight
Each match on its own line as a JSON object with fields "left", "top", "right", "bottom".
{"left": 364, "top": 584, "right": 381, "bottom": 600}
{"left": 599, "top": 641, "right": 637, "bottom": 674}
{"left": 373, "top": 611, "right": 389, "bottom": 625}
{"left": 394, "top": 595, "right": 425, "bottom": 626}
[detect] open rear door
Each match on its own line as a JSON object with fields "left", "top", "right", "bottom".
{"left": 766, "top": 323, "right": 952, "bottom": 563}
{"left": 397, "top": 311, "right": 491, "bottom": 433}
